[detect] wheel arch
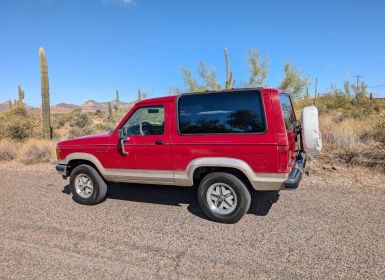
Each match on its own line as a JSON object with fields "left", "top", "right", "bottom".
{"left": 185, "top": 157, "right": 255, "bottom": 190}
{"left": 192, "top": 166, "right": 253, "bottom": 190}
{"left": 61, "top": 152, "right": 106, "bottom": 179}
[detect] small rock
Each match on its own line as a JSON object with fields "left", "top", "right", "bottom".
{"left": 322, "top": 164, "right": 332, "bottom": 171}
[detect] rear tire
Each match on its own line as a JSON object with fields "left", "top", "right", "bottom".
{"left": 197, "top": 172, "right": 251, "bottom": 223}
{"left": 69, "top": 164, "right": 107, "bottom": 205}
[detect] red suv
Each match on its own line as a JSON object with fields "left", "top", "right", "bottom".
{"left": 56, "top": 88, "right": 312, "bottom": 223}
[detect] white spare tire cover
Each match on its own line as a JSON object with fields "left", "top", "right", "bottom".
{"left": 301, "top": 106, "right": 322, "bottom": 157}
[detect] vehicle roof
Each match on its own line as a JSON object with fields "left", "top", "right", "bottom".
{"left": 135, "top": 87, "right": 286, "bottom": 105}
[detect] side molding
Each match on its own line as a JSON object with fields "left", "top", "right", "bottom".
{"left": 59, "top": 154, "right": 287, "bottom": 191}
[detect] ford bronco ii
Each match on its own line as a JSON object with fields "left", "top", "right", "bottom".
{"left": 56, "top": 88, "right": 321, "bottom": 223}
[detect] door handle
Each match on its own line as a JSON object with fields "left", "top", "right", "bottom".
{"left": 154, "top": 140, "right": 165, "bottom": 145}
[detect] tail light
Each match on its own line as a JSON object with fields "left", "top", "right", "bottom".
{"left": 278, "top": 146, "right": 289, "bottom": 172}
{"left": 56, "top": 146, "right": 61, "bottom": 160}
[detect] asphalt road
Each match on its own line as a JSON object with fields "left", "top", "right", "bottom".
{"left": 0, "top": 162, "right": 384, "bottom": 280}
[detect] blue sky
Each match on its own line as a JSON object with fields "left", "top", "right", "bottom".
{"left": 1, "top": 0, "right": 385, "bottom": 106}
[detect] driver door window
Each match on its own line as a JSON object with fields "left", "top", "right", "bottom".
{"left": 123, "top": 106, "right": 164, "bottom": 136}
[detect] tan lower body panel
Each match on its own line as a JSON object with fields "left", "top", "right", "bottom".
{"left": 102, "top": 168, "right": 286, "bottom": 191}
{"left": 60, "top": 154, "right": 287, "bottom": 191}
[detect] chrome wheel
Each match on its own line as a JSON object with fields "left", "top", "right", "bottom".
{"left": 206, "top": 183, "right": 237, "bottom": 215}
{"left": 74, "top": 174, "right": 94, "bottom": 199}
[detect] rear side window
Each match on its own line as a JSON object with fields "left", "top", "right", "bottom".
{"left": 178, "top": 91, "right": 266, "bottom": 134}
{"left": 279, "top": 94, "right": 296, "bottom": 130}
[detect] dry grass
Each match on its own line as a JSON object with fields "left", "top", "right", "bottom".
{"left": 0, "top": 140, "right": 19, "bottom": 161}
{"left": 17, "top": 139, "right": 56, "bottom": 164}
{"left": 319, "top": 113, "right": 385, "bottom": 170}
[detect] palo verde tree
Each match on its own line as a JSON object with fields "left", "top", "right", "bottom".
{"left": 246, "top": 49, "right": 268, "bottom": 87}
{"left": 181, "top": 48, "right": 271, "bottom": 92}
{"left": 166, "top": 86, "right": 182, "bottom": 96}
{"left": 39, "top": 47, "right": 52, "bottom": 139}
{"left": 279, "top": 63, "right": 308, "bottom": 99}
{"left": 181, "top": 60, "right": 220, "bottom": 92}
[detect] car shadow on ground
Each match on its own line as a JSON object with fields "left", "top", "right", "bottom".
{"left": 62, "top": 183, "right": 275, "bottom": 220}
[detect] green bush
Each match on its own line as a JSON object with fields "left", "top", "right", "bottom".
{"left": 0, "top": 107, "right": 36, "bottom": 141}
{"left": 372, "top": 115, "right": 385, "bottom": 144}
{"left": 68, "top": 126, "right": 96, "bottom": 139}
{"left": 70, "top": 112, "right": 92, "bottom": 128}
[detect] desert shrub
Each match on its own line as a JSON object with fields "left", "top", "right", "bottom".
{"left": 371, "top": 115, "right": 385, "bottom": 144}
{"left": 0, "top": 107, "right": 36, "bottom": 141}
{"left": 68, "top": 126, "right": 96, "bottom": 139}
{"left": 94, "top": 122, "right": 115, "bottom": 132}
{"left": 70, "top": 111, "right": 92, "bottom": 128}
{"left": 0, "top": 140, "right": 19, "bottom": 161}
{"left": 319, "top": 113, "right": 385, "bottom": 171}
{"left": 95, "top": 109, "right": 104, "bottom": 118}
{"left": 52, "top": 112, "right": 76, "bottom": 129}
{"left": 17, "top": 139, "right": 55, "bottom": 164}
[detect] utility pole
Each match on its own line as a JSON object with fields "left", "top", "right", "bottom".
{"left": 314, "top": 77, "right": 318, "bottom": 105}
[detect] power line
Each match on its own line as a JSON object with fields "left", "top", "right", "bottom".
{"left": 367, "top": 83, "right": 385, "bottom": 88}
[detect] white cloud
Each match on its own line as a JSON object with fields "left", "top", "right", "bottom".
{"left": 324, "top": 63, "right": 333, "bottom": 69}
{"left": 101, "top": 0, "right": 136, "bottom": 6}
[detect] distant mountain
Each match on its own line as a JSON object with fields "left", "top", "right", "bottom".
{"left": 0, "top": 99, "right": 135, "bottom": 114}
{"left": 80, "top": 99, "right": 132, "bottom": 112}
{"left": 0, "top": 101, "right": 38, "bottom": 113}
{"left": 51, "top": 103, "right": 80, "bottom": 114}
{"left": 0, "top": 101, "right": 12, "bottom": 112}
{"left": 80, "top": 99, "right": 108, "bottom": 112}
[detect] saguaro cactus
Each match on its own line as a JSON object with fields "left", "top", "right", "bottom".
{"left": 108, "top": 102, "right": 113, "bottom": 121}
{"left": 17, "top": 85, "right": 24, "bottom": 105}
{"left": 39, "top": 47, "right": 52, "bottom": 139}
{"left": 224, "top": 48, "right": 233, "bottom": 89}
{"left": 115, "top": 89, "right": 120, "bottom": 109}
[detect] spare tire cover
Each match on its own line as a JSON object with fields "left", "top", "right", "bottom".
{"left": 301, "top": 106, "right": 322, "bottom": 157}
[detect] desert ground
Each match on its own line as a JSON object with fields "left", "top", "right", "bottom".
{"left": 0, "top": 161, "right": 384, "bottom": 280}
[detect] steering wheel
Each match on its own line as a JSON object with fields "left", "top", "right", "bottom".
{"left": 139, "top": 122, "right": 144, "bottom": 135}
{"left": 139, "top": 121, "right": 151, "bottom": 135}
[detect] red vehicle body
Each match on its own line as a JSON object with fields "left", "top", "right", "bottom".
{"left": 56, "top": 88, "right": 305, "bottom": 223}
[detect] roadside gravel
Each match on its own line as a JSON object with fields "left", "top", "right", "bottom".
{"left": 0, "top": 161, "right": 384, "bottom": 279}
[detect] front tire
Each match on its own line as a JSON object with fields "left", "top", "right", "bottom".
{"left": 69, "top": 164, "right": 107, "bottom": 205}
{"left": 197, "top": 172, "right": 251, "bottom": 223}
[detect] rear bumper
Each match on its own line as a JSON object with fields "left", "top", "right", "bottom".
{"left": 284, "top": 153, "right": 306, "bottom": 190}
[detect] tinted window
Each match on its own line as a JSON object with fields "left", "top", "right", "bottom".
{"left": 279, "top": 94, "right": 296, "bottom": 130}
{"left": 122, "top": 106, "right": 164, "bottom": 136}
{"left": 178, "top": 91, "right": 265, "bottom": 134}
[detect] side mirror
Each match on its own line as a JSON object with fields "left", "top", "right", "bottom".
{"left": 118, "top": 128, "right": 129, "bottom": 156}
{"left": 118, "top": 128, "right": 128, "bottom": 140}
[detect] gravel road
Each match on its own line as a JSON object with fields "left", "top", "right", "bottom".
{"left": 0, "top": 162, "right": 384, "bottom": 280}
